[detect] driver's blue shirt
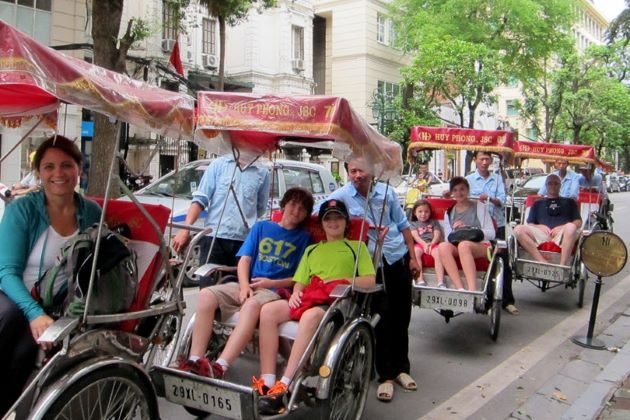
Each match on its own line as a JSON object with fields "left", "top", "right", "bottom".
{"left": 192, "top": 155, "right": 270, "bottom": 241}
{"left": 578, "top": 173, "right": 605, "bottom": 193}
{"left": 465, "top": 170, "right": 506, "bottom": 228}
{"left": 320, "top": 182, "right": 410, "bottom": 266}
{"left": 538, "top": 170, "right": 580, "bottom": 199}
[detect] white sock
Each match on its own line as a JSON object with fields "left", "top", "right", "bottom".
{"left": 262, "top": 374, "right": 276, "bottom": 388}
{"left": 189, "top": 355, "right": 200, "bottom": 362}
{"left": 216, "top": 358, "right": 229, "bottom": 371}
{"left": 280, "top": 376, "right": 292, "bottom": 386}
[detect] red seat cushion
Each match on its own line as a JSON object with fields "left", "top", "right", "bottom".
{"left": 525, "top": 194, "right": 544, "bottom": 208}
{"left": 90, "top": 197, "right": 171, "bottom": 332}
{"left": 537, "top": 241, "right": 577, "bottom": 254}
{"left": 538, "top": 241, "right": 561, "bottom": 253}
{"left": 271, "top": 210, "right": 369, "bottom": 243}
{"left": 578, "top": 190, "right": 602, "bottom": 205}
{"left": 426, "top": 198, "right": 456, "bottom": 220}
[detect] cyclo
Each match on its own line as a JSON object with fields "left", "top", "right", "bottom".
{"left": 1, "top": 20, "right": 194, "bottom": 419}
{"left": 405, "top": 126, "right": 513, "bottom": 341}
{"left": 507, "top": 140, "right": 609, "bottom": 308}
{"left": 150, "top": 92, "right": 403, "bottom": 419}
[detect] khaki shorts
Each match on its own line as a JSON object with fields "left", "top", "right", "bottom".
{"left": 526, "top": 225, "right": 579, "bottom": 246}
{"left": 207, "top": 282, "right": 281, "bottom": 321}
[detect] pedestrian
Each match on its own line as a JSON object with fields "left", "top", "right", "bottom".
{"left": 172, "top": 154, "right": 271, "bottom": 287}
{"left": 11, "top": 151, "right": 40, "bottom": 196}
{"left": 321, "top": 155, "right": 420, "bottom": 403}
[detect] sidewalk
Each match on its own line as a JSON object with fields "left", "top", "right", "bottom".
{"left": 510, "top": 308, "right": 630, "bottom": 420}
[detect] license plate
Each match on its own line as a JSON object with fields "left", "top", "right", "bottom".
{"left": 420, "top": 290, "right": 474, "bottom": 312}
{"left": 163, "top": 375, "right": 243, "bottom": 419}
{"left": 521, "top": 262, "right": 565, "bottom": 282}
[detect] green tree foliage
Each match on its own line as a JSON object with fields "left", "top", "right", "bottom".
{"left": 520, "top": 48, "right": 574, "bottom": 142}
{"left": 390, "top": 0, "right": 574, "bottom": 169}
{"left": 606, "top": 0, "right": 630, "bottom": 45}
{"left": 199, "top": 0, "right": 276, "bottom": 91}
{"left": 554, "top": 47, "right": 630, "bottom": 166}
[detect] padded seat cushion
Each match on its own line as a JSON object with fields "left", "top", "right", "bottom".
{"left": 538, "top": 241, "right": 562, "bottom": 253}
{"left": 224, "top": 312, "right": 299, "bottom": 340}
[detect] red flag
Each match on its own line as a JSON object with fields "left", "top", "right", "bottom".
{"left": 169, "top": 40, "right": 184, "bottom": 76}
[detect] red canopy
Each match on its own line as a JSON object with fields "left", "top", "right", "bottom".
{"left": 0, "top": 20, "right": 194, "bottom": 138}
{"left": 408, "top": 126, "right": 515, "bottom": 160}
{"left": 195, "top": 92, "right": 403, "bottom": 179}
{"left": 515, "top": 140, "right": 596, "bottom": 165}
{"left": 596, "top": 157, "right": 615, "bottom": 172}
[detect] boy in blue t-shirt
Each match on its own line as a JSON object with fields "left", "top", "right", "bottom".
{"left": 176, "top": 187, "right": 314, "bottom": 378}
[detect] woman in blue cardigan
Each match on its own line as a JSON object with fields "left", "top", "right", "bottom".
{"left": 0, "top": 136, "right": 101, "bottom": 415}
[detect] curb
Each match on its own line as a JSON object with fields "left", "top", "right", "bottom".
{"left": 562, "top": 313, "right": 630, "bottom": 419}
{"left": 562, "top": 342, "right": 630, "bottom": 419}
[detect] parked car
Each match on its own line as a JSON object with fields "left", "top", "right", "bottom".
{"left": 506, "top": 173, "right": 548, "bottom": 222}
{"left": 619, "top": 175, "right": 629, "bottom": 192}
{"left": 130, "top": 158, "right": 338, "bottom": 286}
{"left": 504, "top": 168, "right": 521, "bottom": 193}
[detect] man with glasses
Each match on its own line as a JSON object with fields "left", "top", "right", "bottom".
{"left": 512, "top": 174, "right": 582, "bottom": 267}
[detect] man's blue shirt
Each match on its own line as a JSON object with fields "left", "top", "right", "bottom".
{"left": 192, "top": 155, "right": 270, "bottom": 241}
{"left": 578, "top": 173, "right": 605, "bottom": 193}
{"left": 322, "top": 182, "right": 410, "bottom": 265}
{"left": 538, "top": 170, "right": 580, "bottom": 199}
{"left": 465, "top": 170, "right": 506, "bottom": 228}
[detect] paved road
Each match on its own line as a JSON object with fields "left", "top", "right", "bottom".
{"left": 158, "top": 191, "right": 630, "bottom": 419}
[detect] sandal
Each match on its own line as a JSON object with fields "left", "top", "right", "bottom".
{"left": 395, "top": 373, "right": 417, "bottom": 391}
{"left": 504, "top": 304, "right": 520, "bottom": 315}
{"left": 377, "top": 381, "right": 394, "bottom": 402}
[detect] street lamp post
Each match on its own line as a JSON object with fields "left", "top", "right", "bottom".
{"left": 370, "top": 90, "right": 396, "bottom": 134}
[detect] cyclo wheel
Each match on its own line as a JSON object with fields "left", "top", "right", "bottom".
{"left": 489, "top": 297, "right": 501, "bottom": 341}
{"left": 147, "top": 312, "right": 181, "bottom": 367}
{"left": 44, "top": 364, "right": 158, "bottom": 420}
{"left": 320, "top": 323, "right": 373, "bottom": 420}
{"left": 488, "top": 256, "right": 503, "bottom": 341}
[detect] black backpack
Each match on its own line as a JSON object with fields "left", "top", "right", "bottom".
{"left": 34, "top": 224, "right": 138, "bottom": 317}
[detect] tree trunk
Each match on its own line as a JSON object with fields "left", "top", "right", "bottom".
{"left": 218, "top": 16, "right": 226, "bottom": 91}
{"left": 88, "top": 1, "right": 125, "bottom": 197}
{"left": 464, "top": 105, "right": 476, "bottom": 173}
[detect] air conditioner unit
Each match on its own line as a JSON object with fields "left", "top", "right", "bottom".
{"left": 291, "top": 58, "right": 304, "bottom": 71}
{"left": 161, "top": 39, "right": 175, "bottom": 53}
{"left": 203, "top": 54, "right": 218, "bottom": 69}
